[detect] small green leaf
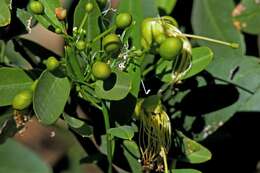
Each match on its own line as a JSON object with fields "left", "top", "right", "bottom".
{"left": 0, "top": 0, "right": 11, "bottom": 27}
{"left": 0, "top": 139, "right": 52, "bottom": 173}
{"left": 33, "top": 71, "right": 71, "bottom": 125}
{"left": 108, "top": 125, "right": 136, "bottom": 140}
{"left": 233, "top": 0, "right": 260, "bottom": 34}
{"left": 174, "top": 169, "right": 202, "bottom": 173}
{"left": 16, "top": 9, "right": 35, "bottom": 33}
{"left": 63, "top": 113, "right": 93, "bottom": 137}
{"left": 0, "top": 67, "right": 33, "bottom": 106}
{"left": 177, "top": 131, "right": 212, "bottom": 163}
{"left": 122, "top": 140, "right": 142, "bottom": 173}
{"left": 156, "top": 0, "right": 177, "bottom": 14}
{"left": 95, "top": 70, "right": 131, "bottom": 101}
{"left": 183, "top": 47, "right": 213, "bottom": 79}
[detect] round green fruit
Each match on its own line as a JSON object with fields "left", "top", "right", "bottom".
{"left": 85, "top": 2, "right": 94, "bottom": 13}
{"left": 12, "top": 90, "right": 33, "bottom": 110}
{"left": 92, "top": 61, "right": 111, "bottom": 80}
{"left": 45, "top": 56, "right": 60, "bottom": 71}
{"left": 159, "top": 37, "right": 183, "bottom": 60}
{"left": 29, "top": 1, "right": 44, "bottom": 14}
{"left": 102, "top": 34, "right": 121, "bottom": 53}
{"left": 55, "top": 28, "right": 62, "bottom": 34}
{"left": 116, "top": 13, "right": 132, "bottom": 29}
{"left": 76, "top": 40, "right": 86, "bottom": 50}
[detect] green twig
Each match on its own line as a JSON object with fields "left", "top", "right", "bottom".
{"left": 91, "top": 25, "right": 117, "bottom": 43}
{"left": 161, "top": 146, "right": 169, "bottom": 173}
{"left": 101, "top": 101, "right": 113, "bottom": 173}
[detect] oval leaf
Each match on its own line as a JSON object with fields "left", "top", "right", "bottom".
{"left": 0, "top": 139, "right": 52, "bottom": 173}
{"left": 0, "top": 67, "right": 33, "bottom": 106}
{"left": 95, "top": 70, "right": 131, "bottom": 101}
{"left": 178, "top": 131, "right": 212, "bottom": 164}
{"left": 183, "top": 47, "right": 213, "bottom": 79}
{"left": 33, "top": 71, "right": 70, "bottom": 125}
{"left": 108, "top": 125, "right": 136, "bottom": 140}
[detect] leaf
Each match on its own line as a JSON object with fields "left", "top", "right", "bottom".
{"left": 0, "top": 67, "right": 33, "bottom": 106}
{"left": 95, "top": 70, "right": 131, "bottom": 101}
{"left": 33, "top": 71, "right": 71, "bottom": 125}
{"left": 3, "top": 40, "right": 32, "bottom": 69}
{"left": 183, "top": 47, "right": 213, "bottom": 79}
{"left": 108, "top": 125, "right": 136, "bottom": 140}
{"left": 122, "top": 140, "right": 142, "bottom": 173}
{"left": 177, "top": 131, "right": 212, "bottom": 164}
{"left": 0, "top": 139, "right": 52, "bottom": 173}
{"left": 174, "top": 169, "right": 202, "bottom": 173}
{"left": 16, "top": 9, "right": 35, "bottom": 33}
{"left": 0, "top": 0, "right": 11, "bottom": 27}
{"left": 63, "top": 113, "right": 93, "bottom": 137}
{"left": 191, "top": 0, "right": 245, "bottom": 57}
{"left": 156, "top": 0, "right": 177, "bottom": 14}
{"left": 74, "top": 0, "right": 101, "bottom": 50}
{"left": 233, "top": 0, "right": 260, "bottom": 34}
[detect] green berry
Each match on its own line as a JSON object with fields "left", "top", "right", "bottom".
{"left": 102, "top": 34, "right": 121, "bottom": 53}
{"left": 116, "top": 13, "right": 132, "bottom": 29}
{"left": 76, "top": 40, "right": 86, "bottom": 50}
{"left": 159, "top": 37, "right": 183, "bottom": 60}
{"left": 85, "top": 2, "right": 94, "bottom": 13}
{"left": 29, "top": 1, "right": 44, "bottom": 14}
{"left": 92, "top": 61, "right": 111, "bottom": 80}
{"left": 12, "top": 90, "right": 33, "bottom": 110}
{"left": 45, "top": 56, "right": 60, "bottom": 71}
{"left": 55, "top": 28, "right": 62, "bottom": 34}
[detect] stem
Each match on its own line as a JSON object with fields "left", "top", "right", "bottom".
{"left": 179, "top": 33, "right": 239, "bottom": 48}
{"left": 0, "top": 41, "right": 5, "bottom": 63}
{"left": 161, "top": 146, "right": 169, "bottom": 173}
{"left": 101, "top": 101, "right": 113, "bottom": 173}
{"left": 78, "top": 13, "right": 89, "bottom": 35}
{"left": 92, "top": 25, "right": 117, "bottom": 43}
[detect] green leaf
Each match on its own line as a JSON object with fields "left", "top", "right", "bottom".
{"left": 4, "top": 40, "right": 32, "bottom": 69}
{"left": 174, "top": 169, "right": 202, "bottom": 173}
{"left": 177, "top": 131, "right": 212, "bottom": 164}
{"left": 95, "top": 70, "right": 131, "bottom": 101}
{"left": 122, "top": 140, "right": 142, "bottom": 173}
{"left": 108, "top": 125, "right": 136, "bottom": 140}
{"left": 0, "top": 67, "right": 33, "bottom": 106}
{"left": 184, "top": 47, "right": 213, "bottom": 79}
{"left": 233, "top": 0, "right": 260, "bottom": 34}
{"left": 191, "top": 0, "right": 245, "bottom": 57}
{"left": 63, "top": 113, "right": 93, "bottom": 137}
{"left": 74, "top": 0, "right": 101, "bottom": 50}
{"left": 156, "top": 0, "right": 177, "bottom": 14}
{"left": 0, "top": 0, "right": 11, "bottom": 27}
{"left": 0, "top": 139, "right": 52, "bottom": 173}
{"left": 33, "top": 71, "right": 71, "bottom": 125}
{"left": 16, "top": 9, "right": 35, "bottom": 33}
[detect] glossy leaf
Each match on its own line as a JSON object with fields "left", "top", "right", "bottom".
{"left": 63, "top": 113, "right": 93, "bottom": 137}
{"left": 0, "top": 0, "right": 11, "bottom": 27}
{"left": 174, "top": 169, "right": 202, "bottom": 173}
{"left": 95, "top": 70, "right": 131, "bottom": 101}
{"left": 108, "top": 125, "right": 136, "bottom": 140}
{"left": 0, "top": 139, "right": 52, "bottom": 173}
{"left": 191, "top": 0, "right": 245, "bottom": 57}
{"left": 177, "top": 131, "right": 212, "bottom": 163}
{"left": 0, "top": 67, "right": 33, "bottom": 106}
{"left": 33, "top": 71, "right": 71, "bottom": 125}
{"left": 233, "top": 0, "right": 260, "bottom": 34}
{"left": 156, "top": 0, "right": 177, "bottom": 14}
{"left": 184, "top": 47, "right": 213, "bottom": 79}
{"left": 74, "top": 0, "right": 101, "bottom": 50}
{"left": 122, "top": 140, "right": 142, "bottom": 173}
